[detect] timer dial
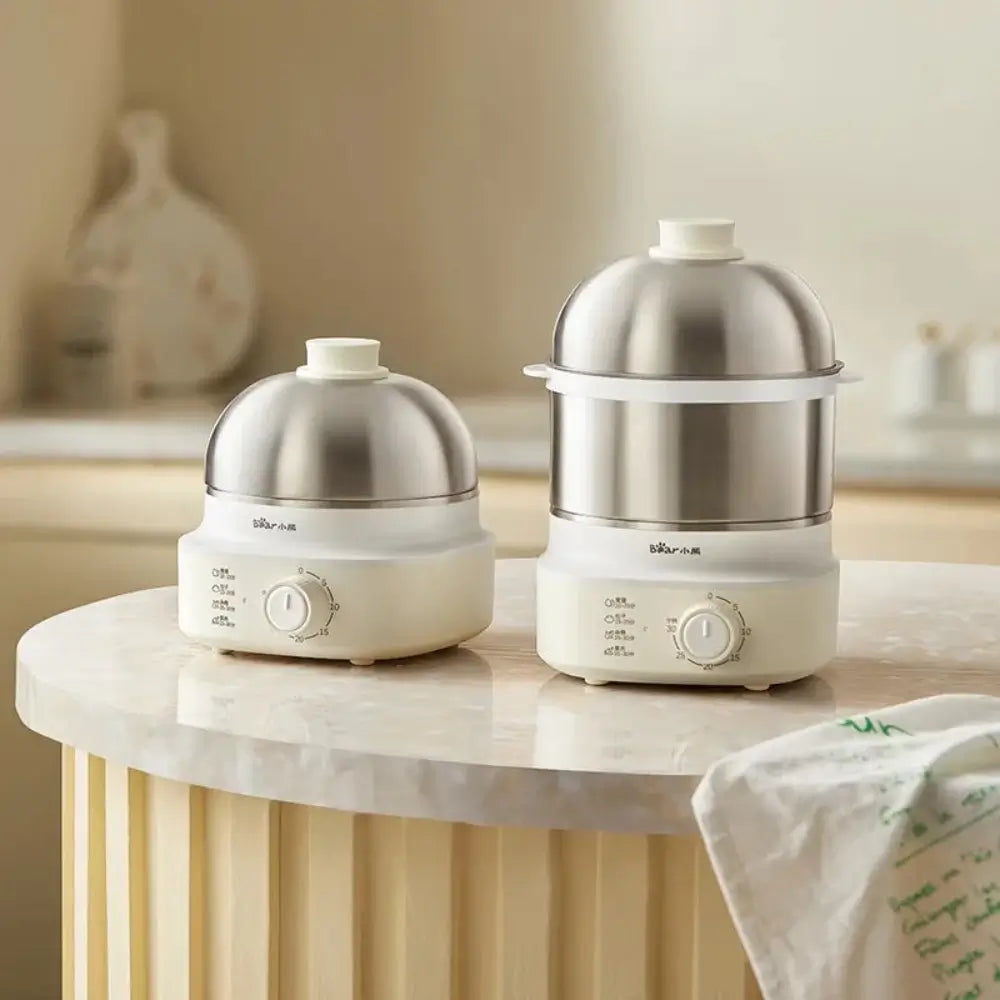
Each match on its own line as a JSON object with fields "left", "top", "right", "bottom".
{"left": 264, "top": 575, "right": 334, "bottom": 637}
{"left": 676, "top": 602, "right": 742, "bottom": 665}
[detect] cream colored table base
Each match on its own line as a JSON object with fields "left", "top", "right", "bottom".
{"left": 66, "top": 747, "right": 762, "bottom": 1000}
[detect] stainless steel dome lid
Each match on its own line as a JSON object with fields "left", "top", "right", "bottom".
{"left": 205, "top": 339, "right": 478, "bottom": 505}
{"left": 552, "top": 219, "right": 839, "bottom": 379}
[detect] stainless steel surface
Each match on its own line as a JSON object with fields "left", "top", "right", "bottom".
{"left": 550, "top": 395, "right": 834, "bottom": 526}
{"left": 553, "top": 257, "right": 836, "bottom": 378}
{"left": 206, "top": 372, "right": 478, "bottom": 503}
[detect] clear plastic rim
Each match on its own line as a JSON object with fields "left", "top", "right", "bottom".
{"left": 552, "top": 508, "right": 832, "bottom": 532}
{"left": 544, "top": 360, "right": 845, "bottom": 382}
{"left": 205, "top": 486, "right": 479, "bottom": 510}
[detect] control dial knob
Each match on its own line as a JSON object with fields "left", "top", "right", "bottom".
{"left": 264, "top": 575, "right": 333, "bottom": 636}
{"left": 676, "top": 602, "right": 741, "bottom": 666}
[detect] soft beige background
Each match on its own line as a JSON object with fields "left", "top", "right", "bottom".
{"left": 2, "top": 2, "right": 999, "bottom": 401}
{"left": 0, "top": 0, "right": 120, "bottom": 408}
{"left": 121, "top": 0, "right": 1000, "bottom": 401}
{"left": 122, "top": 0, "right": 622, "bottom": 394}
{"left": 0, "top": 3, "right": 119, "bottom": 998}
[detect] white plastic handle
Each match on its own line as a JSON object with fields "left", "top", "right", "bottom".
{"left": 297, "top": 338, "right": 389, "bottom": 381}
{"left": 522, "top": 363, "right": 861, "bottom": 403}
{"left": 649, "top": 218, "right": 745, "bottom": 262}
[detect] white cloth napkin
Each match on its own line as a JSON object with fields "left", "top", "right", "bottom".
{"left": 692, "top": 694, "right": 1000, "bottom": 1000}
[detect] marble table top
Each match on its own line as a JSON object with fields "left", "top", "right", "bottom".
{"left": 16, "top": 559, "right": 1000, "bottom": 833}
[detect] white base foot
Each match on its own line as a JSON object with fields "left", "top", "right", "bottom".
{"left": 350, "top": 657, "right": 375, "bottom": 667}
{"left": 744, "top": 683, "right": 771, "bottom": 692}
{"left": 584, "top": 678, "right": 610, "bottom": 686}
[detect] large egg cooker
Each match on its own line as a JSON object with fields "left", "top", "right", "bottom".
{"left": 525, "top": 218, "right": 856, "bottom": 689}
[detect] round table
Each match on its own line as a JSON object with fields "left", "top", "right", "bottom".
{"left": 17, "top": 558, "right": 1000, "bottom": 1000}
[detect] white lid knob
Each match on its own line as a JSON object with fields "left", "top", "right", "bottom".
{"left": 649, "top": 218, "right": 745, "bottom": 262}
{"left": 298, "top": 338, "right": 389, "bottom": 380}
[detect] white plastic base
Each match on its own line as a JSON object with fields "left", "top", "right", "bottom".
{"left": 178, "top": 495, "right": 495, "bottom": 662}
{"left": 536, "top": 517, "right": 839, "bottom": 688}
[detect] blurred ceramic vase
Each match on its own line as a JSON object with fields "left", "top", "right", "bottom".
{"left": 966, "top": 329, "right": 1000, "bottom": 416}
{"left": 67, "top": 109, "right": 255, "bottom": 393}
{"left": 891, "top": 322, "right": 948, "bottom": 418}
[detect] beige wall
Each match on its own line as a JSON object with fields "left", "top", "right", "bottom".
{"left": 122, "top": 0, "right": 622, "bottom": 394}
{"left": 0, "top": 0, "right": 121, "bottom": 408}
{"left": 122, "top": 0, "right": 1000, "bottom": 406}
{"left": 0, "top": 4, "right": 120, "bottom": 996}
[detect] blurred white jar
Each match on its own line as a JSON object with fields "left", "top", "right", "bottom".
{"left": 47, "top": 271, "right": 139, "bottom": 408}
{"left": 966, "top": 329, "right": 1000, "bottom": 416}
{"left": 891, "top": 322, "right": 948, "bottom": 418}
